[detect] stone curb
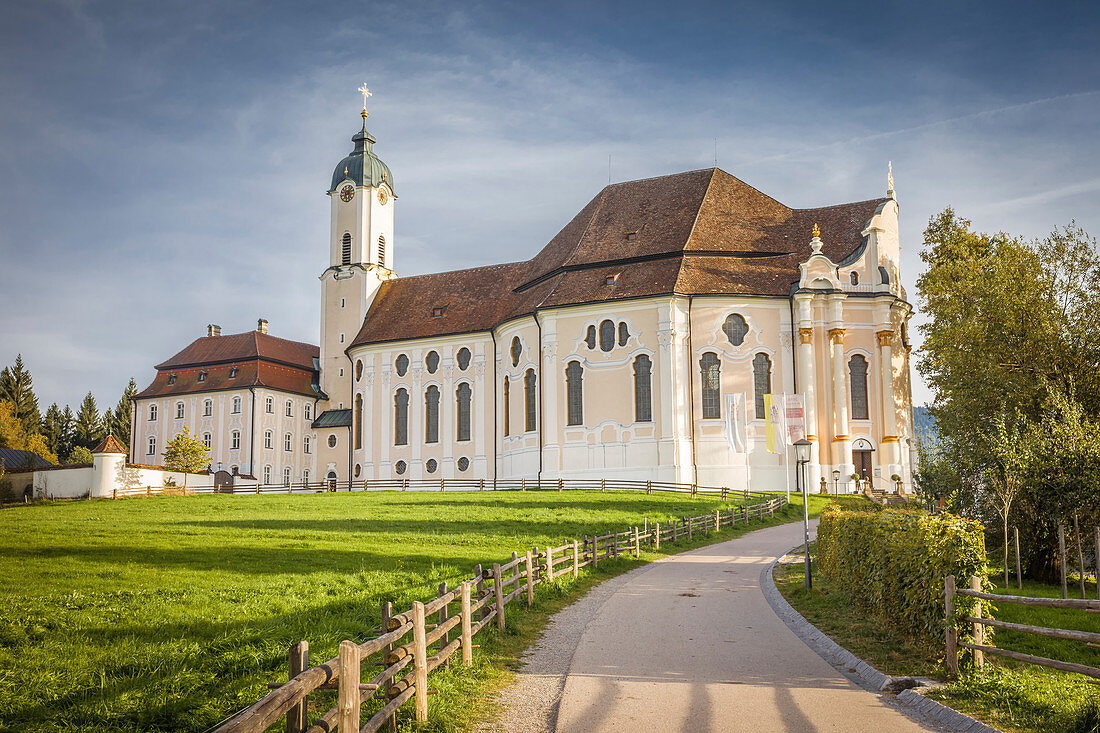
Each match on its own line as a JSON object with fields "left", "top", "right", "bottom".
{"left": 761, "top": 553, "right": 1001, "bottom": 733}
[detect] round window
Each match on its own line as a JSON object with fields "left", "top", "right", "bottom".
{"left": 457, "top": 457, "right": 470, "bottom": 472}
{"left": 395, "top": 354, "right": 409, "bottom": 377}
{"left": 395, "top": 460, "right": 407, "bottom": 476}
{"left": 327, "top": 435, "right": 337, "bottom": 449}
{"left": 456, "top": 347, "right": 471, "bottom": 371}
{"left": 426, "top": 458, "right": 438, "bottom": 473}
{"left": 354, "top": 464, "right": 361, "bottom": 478}
{"left": 426, "top": 351, "right": 440, "bottom": 374}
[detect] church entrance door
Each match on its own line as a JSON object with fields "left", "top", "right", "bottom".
{"left": 854, "top": 450, "right": 873, "bottom": 484}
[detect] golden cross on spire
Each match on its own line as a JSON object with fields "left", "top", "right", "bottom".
{"left": 812, "top": 223, "right": 820, "bottom": 238}
{"left": 358, "top": 83, "right": 372, "bottom": 118}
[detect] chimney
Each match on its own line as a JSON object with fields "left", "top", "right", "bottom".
{"left": 207, "top": 324, "right": 221, "bottom": 337}
{"left": 257, "top": 318, "right": 269, "bottom": 334}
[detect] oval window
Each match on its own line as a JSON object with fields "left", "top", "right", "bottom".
{"left": 426, "top": 351, "right": 440, "bottom": 373}
{"left": 456, "top": 347, "right": 471, "bottom": 370}
{"left": 457, "top": 456, "right": 470, "bottom": 471}
{"left": 395, "top": 460, "right": 407, "bottom": 476}
{"left": 354, "top": 464, "right": 362, "bottom": 478}
{"left": 722, "top": 314, "right": 749, "bottom": 346}
{"left": 355, "top": 360, "right": 363, "bottom": 380}
{"left": 618, "top": 322, "right": 629, "bottom": 346}
{"left": 426, "top": 458, "right": 438, "bottom": 474}
{"left": 395, "top": 354, "right": 409, "bottom": 377}
{"left": 585, "top": 325, "right": 596, "bottom": 350}
{"left": 598, "top": 320, "right": 615, "bottom": 352}
{"left": 327, "top": 435, "right": 337, "bottom": 449}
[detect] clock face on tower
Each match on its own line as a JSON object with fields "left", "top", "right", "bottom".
{"left": 377, "top": 188, "right": 388, "bottom": 205}
{"left": 339, "top": 185, "right": 354, "bottom": 202}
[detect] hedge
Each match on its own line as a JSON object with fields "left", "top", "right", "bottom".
{"left": 816, "top": 504, "right": 991, "bottom": 654}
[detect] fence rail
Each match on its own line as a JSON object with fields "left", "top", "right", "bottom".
{"left": 109, "top": 476, "right": 777, "bottom": 500}
{"left": 944, "top": 573, "right": 1100, "bottom": 679}
{"left": 214, "top": 493, "right": 788, "bottom": 732}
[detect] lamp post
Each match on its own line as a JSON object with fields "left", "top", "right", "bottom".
{"left": 794, "top": 438, "right": 813, "bottom": 589}
{"left": 832, "top": 469, "right": 840, "bottom": 497}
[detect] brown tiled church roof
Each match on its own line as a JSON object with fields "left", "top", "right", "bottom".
{"left": 136, "top": 331, "right": 319, "bottom": 399}
{"left": 352, "top": 168, "right": 888, "bottom": 346}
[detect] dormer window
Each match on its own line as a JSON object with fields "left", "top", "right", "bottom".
{"left": 228, "top": 367, "right": 238, "bottom": 378}
{"left": 197, "top": 371, "right": 207, "bottom": 382}
{"left": 431, "top": 306, "right": 447, "bottom": 317}
{"left": 167, "top": 374, "right": 176, "bottom": 385}
{"left": 604, "top": 273, "right": 620, "bottom": 286}
{"left": 626, "top": 232, "right": 638, "bottom": 241}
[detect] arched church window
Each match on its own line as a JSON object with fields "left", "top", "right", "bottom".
{"left": 394, "top": 389, "right": 409, "bottom": 446}
{"left": 633, "top": 354, "right": 652, "bottom": 422}
{"left": 510, "top": 337, "right": 522, "bottom": 366}
{"left": 850, "top": 355, "right": 869, "bottom": 420}
{"left": 503, "top": 377, "right": 510, "bottom": 437}
{"left": 456, "top": 383, "right": 472, "bottom": 441}
{"left": 426, "top": 351, "right": 440, "bottom": 374}
{"left": 354, "top": 393, "right": 363, "bottom": 450}
{"left": 599, "top": 320, "right": 615, "bottom": 352}
{"left": 342, "top": 232, "right": 352, "bottom": 265}
{"left": 524, "top": 369, "right": 537, "bottom": 432}
{"left": 395, "top": 354, "right": 409, "bottom": 377}
{"left": 753, "top": 353, "right": 771, "bottom": 420}
{"left": 378, "top": 235, "right": 386, "bottom": 265}
{"left": 585, "top": 325, "right": 596, "bottom": 350}
{"left": 699, "top": 353, "right": 721, "bottom": 419}
{"left": 722, "top": 314, "right": 749, "bottom": 346}
{"left": 355, "top": 360, "right": 363, "bottom": 381}
{"left": 565, "top": 361, "right": 583, "bottom": 426}
{"left": 618, "top": 322, "right": 629, "bottom": 346}
{"left": 425, "top": 385, "right": 440, "bottom": 443}
{"left": 850, "top": 271, "right": 859, "bottom": 286}
{"left": 456, "top": 347, "right": 471, "bottom": 371}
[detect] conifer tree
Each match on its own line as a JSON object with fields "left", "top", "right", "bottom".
{"left": 59, "top": 405, "right": 75, "bottom": 459}
{"left": 0, "top": 355, "right": 41, "bottom": 435}
{"left": 108, "top": 378, "right": 137, "bottom": 449}
{"left": 73, "top": 392, "right": 104, "bottom": 449}
{"left": 41, "top": 403, "right": 65, "bottom": 457}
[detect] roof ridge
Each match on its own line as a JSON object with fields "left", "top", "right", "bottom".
{"left": 790, "top": 196, "right": 891, "bottom": 213}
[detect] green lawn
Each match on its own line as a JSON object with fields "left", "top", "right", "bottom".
{"left": 776, "top": 549, "right": 1100, "bottom": 733}
{"left": 0, "top": 489, "right": 828, "bottom": 732}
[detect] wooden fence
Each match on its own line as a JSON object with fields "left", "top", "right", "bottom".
{"left": 111, "top": 477, "right": 771, "bottom": 500}
{"left": 214, "top": 493, "right": 788, "bottom": 732}
{"left": 944, "top": 574, "right": 1100, "bottom": 678}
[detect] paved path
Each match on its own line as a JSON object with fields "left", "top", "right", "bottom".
{"left": 492, "top": 520, "right": 933, "bottom": 733}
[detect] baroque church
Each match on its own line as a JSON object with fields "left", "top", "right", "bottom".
{"left": 131, "top": 103, "right": 918, "bottom": 494}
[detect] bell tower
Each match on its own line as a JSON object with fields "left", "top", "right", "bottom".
{"left": 319, "top": 87, "right": 396, "bottom": 402}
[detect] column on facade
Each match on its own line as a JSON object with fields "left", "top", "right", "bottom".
{"left": 876, "top": 329, "right": 899, "bottom": 472}
{"left": 655, "top": 302, "right": 682, "bottom": 483}
{"left": 473, "top": 349, "right": 487, "bottom": 477}
{"left": 410, "top": 353, "right": 423, "bottom": 478}
{"left": 674, "top": 300, "right": 695, "bottom": 485}
{"left": 829, "top": 327, "right": 852, "bottom": 472}
{"left": 793, "top": 293, "right": 821, "bottom": 490}
{"left": 539, "top": 314, "right": 561, "bottom": 479}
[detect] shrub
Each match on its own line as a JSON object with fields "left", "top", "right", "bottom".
{"left": 816, "top": 504, "right": 991, "bottom": 654}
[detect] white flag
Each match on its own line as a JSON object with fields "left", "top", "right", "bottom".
{"left": 783, "top": 393, "right": 806, "bottom": 443}
{"left": 725, "top": 393, "right": 748, "bottom": 453}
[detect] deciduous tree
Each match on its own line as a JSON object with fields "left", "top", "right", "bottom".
{"left": 162, "top": 426, "right": 209, "bottom": 473}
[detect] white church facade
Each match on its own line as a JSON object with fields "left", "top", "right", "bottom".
{"left": 132, "top": 107, "right": 918, "bottom": 494}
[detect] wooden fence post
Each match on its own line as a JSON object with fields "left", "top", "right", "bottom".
{"left": 512, "top": 552, "right": 520, "bottom": 600}
{"left": 475, "top": 564, "right": 487, "bottom": 622}
{"left": 525, "top": 550, "right": 535, "bottom": 606}
{"left": 1074, "top": 513, "right": 1087, "bottom": 599}
{"left": 338, "top": 640, "right": 360, "bottom": 731}
{"left": 646, "top": 480, "right": 652, "bottom": 495}
{"left": 381, "top": 601, "right": 397, "bottom": 732}
{"left": 521, "top": 478, "right": 526, "bottom": 491}
{"left": 687, "top": 517, "right": 693, "bottom": 540}
{"left": 944, "top": 575, "right": 958, "bottom": 675}
{"left": 287, "top": 641, "right": 308, "bottom": 733}
{"left": 572, "top": 539, "right": 579, "bottom": 578}
{"left": 601, "top": 478, "right": 606, "bottom": 492}
{"left": 480, "top": 478, "right": 485, "bottom": 490}
{"left": 715, "top": 510, "right": 720, "bottom": 532}
{"left": 546, "top": 546, "right": 554, "bottom": 582}
{"left": 1059, "top": 524, "right": 1068, "bottom": 600}
{"left": 460, "top": 582, "right": 473, "bottom": 665}
{"left": 493, "top": 563, "right": 505, "bottom": 630}
{"left": 655, "top": 522, "right": 660, "bottom": 550}
{"left": 970, "top": 575, "right": 984, "bottom": 668}
{"left": 438, "top": 581, "right": 450, "bottom": 666}
{"left": 592, "top": 536, "right": 599, "bottom": 569}
{"left": 1014, "top": 526, "right": 1022, "bottom": 590}
{"left": 558, "top": 478, "right": 563, "bottom": 492}
{"left": 633, "top": 527, "right": 640, "bottom": 557}
{"left": 412, "top": 601, "right": 428, "bottom": 722}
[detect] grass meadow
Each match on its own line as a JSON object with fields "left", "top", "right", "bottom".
{"left": 777, "top": 548, "right": 1100, "bottom": 733}
{"left": 0, "top": 489, "right": 824, "bottom": 732}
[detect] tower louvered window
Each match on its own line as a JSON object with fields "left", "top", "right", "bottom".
{"left": 753, "top": 353, "right": 772, "bottom": 419}
{"left": 425, "top": 385, "right": 440, "bottom": 443}
{"left": 456, "top": 383, "right": 472, "bottom": 442}
{"left": 394, "top": 389, "right": 409, "bottom": 445}
{"left": 524, "top": 369, "right": 537, "bottom": 432}
{"left": 342, "top": 232, "right": 352, "bottom": 265}
{"left": 378, "top": 235, "right": 386, "bottom": 265}
{"left": 700, "top": 353, "right": 721, "bottom": 419}
{"left": 566, "top": 361, "right": 583, "bottom": 426}
{"left": 850, "top": 355, "right": 869, "bottom": 420}
{"left": 634, "top": 355, "right": 652, "bottom": 422}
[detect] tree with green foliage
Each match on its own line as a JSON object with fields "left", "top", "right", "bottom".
{"left": 108, "top": 378, "right": 137, "bottom": 451}
{"left": 916, "top": 209, "right": 1100, "bottom": 580}
{"left": 0, "top": 355, "right": 41, "bottom": 436}
{"left": 65, "top": 445, "right": 94, "bottom": 464}
{"left": 162, "top": 426, "right": 209, "bottom": 473}
{"left": 59, "top": 405, "right": 75, "bottom": 459}
{"left": 73, "top": 392, "right": 104, "bottom": 450}
{"left": 0, "top": 400, "right": 57, "bottom": 464}
{"left": 41, "top": 403, "right": 65, "bottom": 457}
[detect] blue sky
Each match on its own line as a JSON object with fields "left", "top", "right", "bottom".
{"left": 2, "top": 0, "right": 1098, "bottom": 412}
